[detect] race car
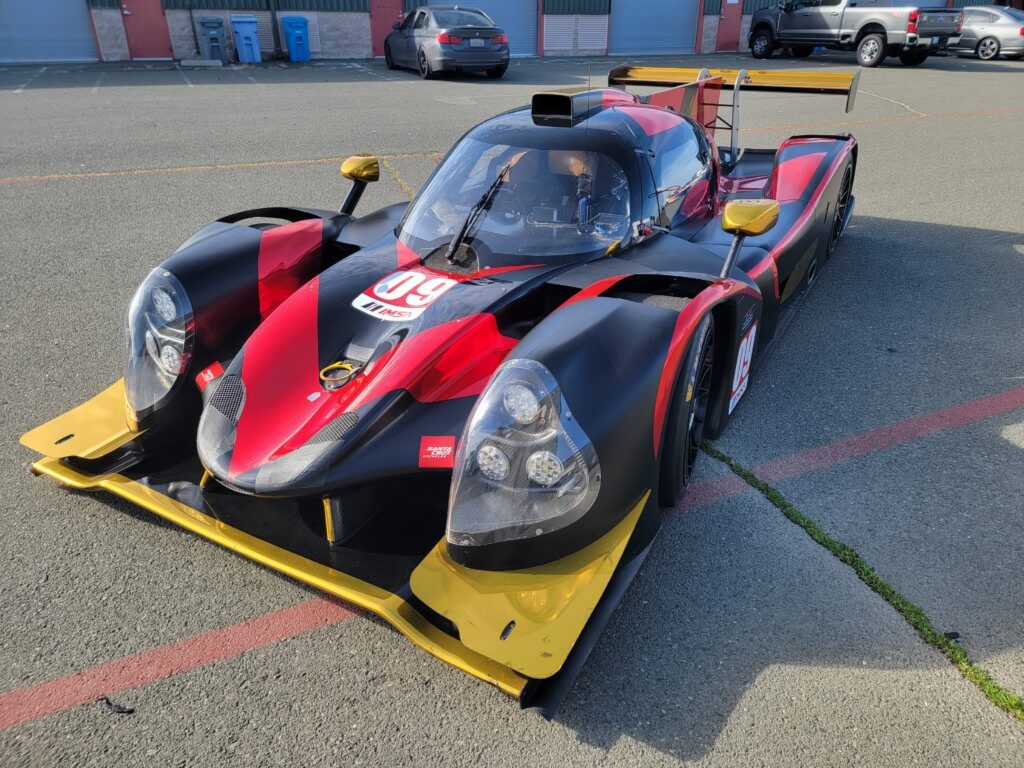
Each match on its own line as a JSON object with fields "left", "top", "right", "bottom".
{"left": 22, "top": 67, "right": 859, "bottom": 715}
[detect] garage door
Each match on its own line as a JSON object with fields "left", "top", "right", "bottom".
{"left": 0, "top": 0, "right": 99, "bottom": 63}
{"left": 428, "top": 1, "right": 536, "bottom": 56}
{"left": 609, "top": 0, "right": 698, "bottom": 55}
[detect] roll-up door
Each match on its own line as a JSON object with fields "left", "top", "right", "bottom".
{"left": 609, "top": 0, "right": 698, "bottom": 55}
{"left": 429, "top": 1, "right": 537, "bottom": 55}
{"left": 0, "top": 0, "right": 99, "bottom": 63}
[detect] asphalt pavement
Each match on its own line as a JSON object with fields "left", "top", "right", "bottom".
{"left": 1, "top": 51, "right": 1022, "bottom": 766}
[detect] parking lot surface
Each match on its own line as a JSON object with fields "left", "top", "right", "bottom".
{"left": 1, "top": 52, "right": 1023, "bottom": 766}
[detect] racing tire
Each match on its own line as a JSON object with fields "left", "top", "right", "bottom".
{"left": 750, "top": 29, "right": 774, "bottom": 59}
{"left": 827, "top": 163, "right": 855, "bottom": 257}
{"left": 898, "top": 50, "right": 929, "bottom": 66}
{"left": 418, "top": 49, "right": 434, "bottom": 79}
{"left": 486, "top": 66, "right": 507, "bottom": 79}
{"left": 976, "top": 37, "right": 1000, "bottom": 61}
{"left": 384, "top": 43, "right": 397, "bottom": 70}
{"left": 791, "top": 45, "right": 815, "bottom": 58}
{"left": 856, "top": 33, "right": 887, "bottom": 67}
{"left": 659, "top": 312, "right": 715, "bottom": 508}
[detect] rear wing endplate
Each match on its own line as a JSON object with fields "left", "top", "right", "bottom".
{"left": 607, "top": 66, "right": 860, "bottom": 113}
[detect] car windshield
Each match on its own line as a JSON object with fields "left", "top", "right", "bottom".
{"left": 399, "top": 138, "right": 632, "bottom": 263}
{"left": 433, "top": 10, "right": 493, "bottom": 27}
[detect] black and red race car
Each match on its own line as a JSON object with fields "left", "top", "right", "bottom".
{"left": 22, "top": 67, "right": 859, "bottom": 715}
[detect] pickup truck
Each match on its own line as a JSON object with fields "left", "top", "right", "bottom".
{"left": 748, "top": 0, "right": 963, "bottom": 67}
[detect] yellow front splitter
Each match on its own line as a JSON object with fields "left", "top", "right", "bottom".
{"left": 30, "top": 455, "right": 529, "bottom": 698}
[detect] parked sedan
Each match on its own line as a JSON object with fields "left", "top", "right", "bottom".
{"left": 384, "top": 5, "right": 510, "bottom": 79}
{"left": 953, "top": 6, "right": 1024, "bottom": 60}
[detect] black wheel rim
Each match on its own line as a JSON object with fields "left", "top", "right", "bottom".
{"left": 683, "top": 328, "right": 715, "bottom": 482}
{"left": 829, "top": 165, "right": 854, "bottom": 253}
{"left": 419, "top": 52, "right": 428, "bottom": 76}
{"left": 753, "top": 35, "right": 768, "bottom": 56}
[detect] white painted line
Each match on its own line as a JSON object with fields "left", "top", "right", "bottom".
{"left": 181, "top": 70, "right": 194, "bottom": 88}
{"left": 861, "top": 89, "right": 927, "bottom": 117}
{"left": 13, "top": 67, "right": 47, "bottom": 94}
{"left": 91, "top": 71, "right": 104, "bottom": 94}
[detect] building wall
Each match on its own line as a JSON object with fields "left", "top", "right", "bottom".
{"left": 90, "top": 8, "right": 130, "bottom": 61}
{"left": 315, "top": 12, "right": 371, "bottom": 59}
{"left": 700, "top": 14, "right": 718, "bottom": 53}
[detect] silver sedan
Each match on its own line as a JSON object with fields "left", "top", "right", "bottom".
{"left": 953, "top": 6, "right": 1024, "bottom": 60}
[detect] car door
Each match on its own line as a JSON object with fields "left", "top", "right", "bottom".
{"left": 958, "top": 10, "right": 980, "bottom": 50}
{"left": 807, "top": 0, "right": 844, "bottom": 41}
{"left": 410, "top": 9, "right": 431, "bottom": 60}
{"left": 778, "top": 0, "right": 820, "bottom": 43}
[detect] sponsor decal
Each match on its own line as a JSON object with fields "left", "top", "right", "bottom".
{"left": 352, "top": 269, "right": 458, "bottom": 322}
{"left": 195, "top": 361, "right": 224, "bottom": 392}
{"left": 729, "top": 323, "right": 757, "bottom": 414}
{"left": 741, "top": 307, "right": 754, "bottom": 333}
{"left": 419, "top": 436, "right": 456, "bottom": 469}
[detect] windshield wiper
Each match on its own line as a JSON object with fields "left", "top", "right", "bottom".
{"left": 445, "top": 162, "right": 511, "bottom": 265}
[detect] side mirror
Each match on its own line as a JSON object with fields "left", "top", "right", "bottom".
{"left": 719, "top": 199, "right": 780, "bottom": 278}
{"left": 339, "top": 155, "right": 380, "bottom": 215}
{"left": 392, "top": 21, "right": 402, "bottom": 30}
{"left": 340, "top": 155, "right": 380, "bottom": 183}
{"left": 722, "top": 199, "right": 780, "bottom": 237}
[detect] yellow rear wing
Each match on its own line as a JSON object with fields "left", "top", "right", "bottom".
{"left": 608, "top": 66, "right": 860, "bottom": 113}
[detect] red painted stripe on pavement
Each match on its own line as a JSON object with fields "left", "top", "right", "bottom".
{"left": 677, "top": 386, "right": 1024, "bottom": 513}
{"left": 5, "top": 386, "right": 1024, "bottom": 730}
{"left": 0, "top": 598, "right": 353, "bottom": 731}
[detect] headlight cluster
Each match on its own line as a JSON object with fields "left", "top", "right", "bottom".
{"left": 125, "top": 269, "right": 194, "bottom": 420}
{"left": 446, "top": 358, "right": 601, "bottom": 550}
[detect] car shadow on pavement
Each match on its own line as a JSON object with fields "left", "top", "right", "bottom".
{"left": 552, "top": 215, "right": 1024, "bottom": 759}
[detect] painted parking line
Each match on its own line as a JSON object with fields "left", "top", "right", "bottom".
{"left": 0, "top": 598, "right": 353, "bottom": 731}
{"left": 3, "top": 385, "right": 1023, "bottom": 731}
{"left": 678, "top": 385, "right": 1024, "bottom": 514}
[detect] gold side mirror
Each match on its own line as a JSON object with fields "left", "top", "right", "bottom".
{"left": 340, "top": 155, "right": 380, "bottom": 183}
{"left": 721, "top": 199, "right": 780, "bottom": 237}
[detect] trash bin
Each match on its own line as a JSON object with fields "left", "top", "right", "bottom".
{"left": 230, "top": 15, "right": 262, "bottom": 63}
{"left": 281, "top": 16, "right": 311, "bottom": 63}
{"left": 197, "top": 16, "right": 228, "bottom": 65}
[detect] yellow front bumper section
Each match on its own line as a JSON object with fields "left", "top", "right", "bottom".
{"left": 22, "top": 382, "right": 648, "bottom": 699}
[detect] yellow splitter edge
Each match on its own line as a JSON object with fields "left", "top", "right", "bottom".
{"left": 23, "top": 381, "right": 649, "bottom": 701}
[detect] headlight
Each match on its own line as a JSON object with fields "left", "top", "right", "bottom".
{"left": 446, "top": 358, "right": 601, "bottom": 555}
{"left": 125, "top": 269, "right": 194, "bottom": 421}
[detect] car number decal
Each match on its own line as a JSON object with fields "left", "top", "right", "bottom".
{"left": 352, "top": 269, "right": 458, "bottom": 322}
{"left": 729, "top": 322, "right": 757, "bottom": 414}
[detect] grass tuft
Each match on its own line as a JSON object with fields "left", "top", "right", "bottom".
{"left": 702, "top": 441, "right": 1024, "bottom": 723}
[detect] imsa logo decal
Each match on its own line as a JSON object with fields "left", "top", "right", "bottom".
{"left": 352, "top": 269, "right": 458, "bottom": 322}
{"left": 729, "top": 322, "right": 757, "bottom": 414}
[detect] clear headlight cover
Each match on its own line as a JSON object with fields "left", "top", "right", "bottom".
{"left": 447, "top": 359, "right": 601, "bottom": 548}
{"left": 125, "top": 269, "right": 194, "bottom": 420}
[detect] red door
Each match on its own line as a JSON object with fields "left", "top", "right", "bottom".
{"left": 716, "top": 0, "right": 744, "bottom": 51}
{"left": 371, "top": 0, "right": 407, "bottom": 56}
{"left": 120, "top": 0, "right": 174, "bottom": 59}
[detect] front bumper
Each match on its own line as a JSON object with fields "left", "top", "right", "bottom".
{"left": 22, "top": 382, "right": 656, "bottom": 711}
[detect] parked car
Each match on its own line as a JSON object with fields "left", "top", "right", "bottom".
{"left": 749, "top": 0, "right": 963, "bottom": 67}
{"left": 952, "top": 6, "right": 1024, "bottom": 60}
{"left": 384, "top": 5, "right": 509, "bottom": 79}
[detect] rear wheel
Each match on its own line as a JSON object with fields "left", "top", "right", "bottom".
{"left": 977, "top": 37, "right": 1000, "bottom": 60}
{"left": 792, "top": 45, "right": 814, "bottom": 58}
{"left": 828, "top": 163, "right": 855, "bottom": 257}
{"left": 418, "top": 49, "right": 434, "bottom": 79}
{"left": 659, "top": 313, "right": 715, "bottom": 507}
{"left": 751, "top": 29, "right": 774, "bottom": 59}
{"left": 857, "top": 33, "right": 887, "bottom": 67}
{"left": 899, "top": 50, "right": 929, "bottom": 66}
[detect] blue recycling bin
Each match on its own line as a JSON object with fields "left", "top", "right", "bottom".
{"left": 230, "top": 15, "right": 262, "bottom": 63}
{"left": 281, "top": 16, "right": 311, "bottom": 62}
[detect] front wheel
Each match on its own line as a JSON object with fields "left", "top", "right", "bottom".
{"left": 857, "top": 33, "right": 887, "bottom": 67}
{"left": 792, "top": 45, "right": 814, "bottom": 58}
{"left": 384, "top": 43, "right": 397, "bottom": 70}
{"left": 659, "top": 312, "right": 715, "bottom": 507}
{"left": 418, "top": 49, "right": 434, "bottom": 79}
{"left": 899, "top": 50, "right": 929, "bottom": 66}
{"left": 977, "top": 37, "right": 1000, "bottom": 61}
{"left": 750, "top": 29, "right": 774, "bottom": 60}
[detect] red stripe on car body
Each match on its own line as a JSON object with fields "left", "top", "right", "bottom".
{"left": 614, "top": 105, "right": 684, "bottom": 136}
{"left": 256, "top": 219, "right": 324, "bottom": 320}
{"left": 769, "top": 151, "right": 828, "bottom": 201}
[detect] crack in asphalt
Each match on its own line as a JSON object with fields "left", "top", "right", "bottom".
{"left": 702, "top": 441, "right": 1024, "bottom": 724}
